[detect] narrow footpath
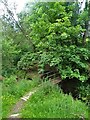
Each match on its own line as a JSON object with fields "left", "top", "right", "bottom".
{"left": 8, "top": 78, "right": 61, "bottom": 119}
{"left": 9, "top": 89, "right": 37, "bottom": 118}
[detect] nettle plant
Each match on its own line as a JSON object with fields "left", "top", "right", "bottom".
{"left": 18, "top": 2, "right": 90, "bottom": 81}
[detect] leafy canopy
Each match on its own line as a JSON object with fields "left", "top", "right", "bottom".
{"left": 18, "top": 2, "right": 90, "bottom": 81}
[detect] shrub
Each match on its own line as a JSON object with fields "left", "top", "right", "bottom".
{"left": 78, "top": 82, "right": 90, "bottom": 104}
{"left": 2, "top": 39, "right": 20, "bottom": 76}
{"left": 17, "top": 52, "right": 38, "bottom": 71}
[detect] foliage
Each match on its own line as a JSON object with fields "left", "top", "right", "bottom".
{"left": 2, "top": 94, "right": 17, "bottom": 118}
{"left": 1, "top": 1, "right": 90, "bottom": 81}
{"left": 38, "top": 46, "right": 90, "bottom": 81}
{"left": 2, "top": 37, "right": 20, "bottom": 76}
{"left": 3, "top": 75, "right": 40, "bottom": 97}
{"left": 18, "top": 2, "right": 90, "bottom": 81}
{"left": 78, "top": 82, "right": 90, "bottom": 104}
{"left": 0, "top": 83, "right": 2, "bottom": 120}
{"left": 1, "top": 1, "right": 90, "bottom": 119}
{"left": 2, "top": 75, "right": 40, "bottom": 118}
{"left": 1, "top": 8, "right": 32, "bottom": 76}
{"left": 18, "top": 52, "right": 38, "bottom": 71}
{"left": 21, "top": 81, "right": 88, "bottom": 118}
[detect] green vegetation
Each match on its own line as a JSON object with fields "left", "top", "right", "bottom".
{"left": 0, "top": 0, "right": 90, "bottom": 119}
{"left": 18, "top": 2, "right": 90, "bottom": 81}
{"left": 78, "top": 82, "right": 90, "bottom": 104}
{"left": 0, "top": 83, "right": 2, "bottom": 120}
{"left": 1, "top": 1, "right": 90, "bottom": 81}
{"left": 2, "top": 93, "right": 17, "bottom": 118}
{"left": 21, "top": 82, "right": 88, "bottom": 118}
{"left": 2, "top": 75, "right": 40, "bottom": 118}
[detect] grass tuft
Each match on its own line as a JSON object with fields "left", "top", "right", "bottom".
{"left": 21, "top": 81, "right": 88, "bottom": 118}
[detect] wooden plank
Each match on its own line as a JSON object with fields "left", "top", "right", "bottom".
{"left": 50, "top": 78, "right": 62, "bottom": 84}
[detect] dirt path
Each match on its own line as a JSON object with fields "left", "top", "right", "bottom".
{"left": 8, "top": 79, "right": 60, "bottom": 119}
{"left": 9, "top": 89, "right": 37, "bottom": 118}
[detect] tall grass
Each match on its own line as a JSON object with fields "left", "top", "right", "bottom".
{"left": 0, "top": 83, "right": 2, "bottom": 120}
{"left": 2, "top": 75, "right": 40, "bottom": 118}
{"left": 21, "top": 81, "right": 88, "bottom": 118}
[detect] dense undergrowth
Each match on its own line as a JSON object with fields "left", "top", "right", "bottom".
{"left": 2, "top": 74, "right": 40, "bottom": 118}
{"left": 1, "top": 1, "right": 90, "bottom": 119}
{"left": 0, "top": 83, "right": 2, "bottom": 120}
{"left": 21, "top": 81, "right": 88, "bottom": 118}
{"left": 2, "top": 75, "right": 90, "bottom": 119}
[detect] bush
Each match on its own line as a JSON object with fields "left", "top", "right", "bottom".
{"left": 2, "top": 39, "right": 20, "bottom": 76}
{"left": 78, "top": 82, "right": 90, "bottom": 104}
{"left": 18, "top": 52, "right": 38, "bottom": 71}
{"left": 38, "top": 46, "right": 90, "bottom": 81}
